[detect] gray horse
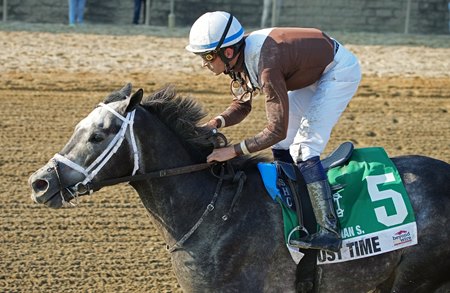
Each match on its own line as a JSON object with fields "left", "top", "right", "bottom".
{"left": 29, "top": 84, "right": 450, "bottom": 292}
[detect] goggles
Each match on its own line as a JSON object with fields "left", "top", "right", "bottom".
{"left": 198, "top": 51, "right": 217, "bottom": 62}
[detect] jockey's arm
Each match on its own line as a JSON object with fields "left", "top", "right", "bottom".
{"left": 235, "top": 69, "right": 289, "bottom": 155}
{"left": 208, "top": 99, "right": 252, "bottom": 128}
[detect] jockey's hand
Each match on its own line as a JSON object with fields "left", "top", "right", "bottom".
{"left": 201, "top": 119, "right": 219, "bottom": 130}
{"left": 207, "top": 146, "right": 237, "bottom": 163}
{"left": 199, "top": 122, "right": 218, "bottom": 139}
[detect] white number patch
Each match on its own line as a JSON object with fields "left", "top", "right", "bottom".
{"left": 367, "top": 173, "right": 407, "bottom": 226}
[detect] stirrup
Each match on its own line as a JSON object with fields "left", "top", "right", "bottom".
{"left": 289, "top": 232, "right": 342, "bottom": 252}
{"left": 289, "top": 239, "right": 342, "bottom": 253}
{"left": 287, "top": 226, "right": 310, "bottom": 244}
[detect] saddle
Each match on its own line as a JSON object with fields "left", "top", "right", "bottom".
{"left": 272, "top": 141, "right": 354, "bottom": 214}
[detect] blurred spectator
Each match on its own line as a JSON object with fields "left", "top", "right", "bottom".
{"left": 68, "top": 0, "right": 86, "bottom": 26}
{"left": 261, "top": 0, "right": 282, "bottom": 28}
{"left": 448, "top": 1, "right": 450, "bottom": 32}
{"left": 133, "top": 0, "right": 147, "bottom": 25}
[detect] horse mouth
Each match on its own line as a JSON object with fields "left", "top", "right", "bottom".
{"left": 30, "top": 179, "right": 76, "bottom": 209}
{"left": 31, "top": 191, "right": 64, "bottom": 208}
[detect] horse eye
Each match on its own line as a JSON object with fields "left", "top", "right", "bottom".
{"left": 89, "top": 133, "right": 105, "bottom": 143}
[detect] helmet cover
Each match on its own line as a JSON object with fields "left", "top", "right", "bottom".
{"left": 186, "top": 11, "right": 244, "bottom": 53}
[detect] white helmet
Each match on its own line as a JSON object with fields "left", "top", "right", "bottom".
{"left": 186, "top": 11, "right": 244, "bottom": 53}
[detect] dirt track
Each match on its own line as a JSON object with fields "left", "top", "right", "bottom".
{"left": 1, "top": 23, "right": 449, "bottom": 292}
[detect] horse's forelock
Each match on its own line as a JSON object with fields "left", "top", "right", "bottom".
{"left": 103, "top": 91, "right": 127, "bottom": 104}
{"left": 103, "top": 83, "right": 133, "bottom": 104}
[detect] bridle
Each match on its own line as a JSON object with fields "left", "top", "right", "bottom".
{"left": 52, "top": 102, "right": 139, "bottom": 198}
{"left": 51, "top": 101, "right": 213, "bottom": 201}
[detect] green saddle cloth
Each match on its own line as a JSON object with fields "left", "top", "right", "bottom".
{"left": 282, "top": 147, "right": 417, "bottom": 264}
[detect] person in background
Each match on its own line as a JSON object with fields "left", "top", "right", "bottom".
{"left": 260, "top": 0, "right": 282, "bottom": 28}
{"left": 185, "top": 11, "right": 362, "bottom": 252}
{"left": 133, "top": 0, "right": 147, "bottom": 25}
{"left": 68, "top": 0, "right": 86, "bottom": 26}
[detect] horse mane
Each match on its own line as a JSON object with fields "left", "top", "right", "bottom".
{"left": 142, "top": 85, "right": 269, "bottom": 168}
{"left": 141, "top": 86, "right": 211, "bottom": 154}
{"left": 105, "top": 84, "right": 268, "bottom": 167}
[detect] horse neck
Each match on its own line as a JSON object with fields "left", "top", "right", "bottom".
{"left": 130, "top": 113, "right": 216, "bottom": 245}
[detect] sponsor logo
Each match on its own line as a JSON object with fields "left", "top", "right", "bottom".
{"left": 392, "top": 229, "right": 412, "bottom": 246}
{"left": 395, "top": 230, "right": 408, "bottom": 235}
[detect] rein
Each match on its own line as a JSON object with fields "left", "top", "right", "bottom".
{"left": 77, "top": 162, "right": 213, "bottom": 194}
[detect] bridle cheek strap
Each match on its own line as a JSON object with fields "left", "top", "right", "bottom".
{"left": 52, "top": 102, "right": 139, "bottom": 191}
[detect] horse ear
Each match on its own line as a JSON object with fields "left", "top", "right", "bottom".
{"left": 104, "top": 83, "right": 133, "bottom": 104}
{"left": 120, "top": 83, "right": 133, "bottom": 97}
{"left": 125, "top": 89, "right": 143, "bottom": 113}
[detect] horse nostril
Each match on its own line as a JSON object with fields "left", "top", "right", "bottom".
{"left": 32, "top": 179, "right": 49, "bottom": 193}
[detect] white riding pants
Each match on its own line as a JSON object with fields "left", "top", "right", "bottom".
{"left": 272, "top": 42, "right": 362, "bottom": 162}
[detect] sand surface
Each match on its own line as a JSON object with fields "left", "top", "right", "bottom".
{"left": 0, "top": 22, "right": 449, "bottom": 292}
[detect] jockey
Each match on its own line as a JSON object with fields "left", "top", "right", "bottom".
{"left": 186, "top": 11, "right": 361, "bottom": 252}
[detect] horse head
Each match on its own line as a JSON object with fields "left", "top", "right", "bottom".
{"left": 29, "top": 83, "right": 144, "bottom": 208}
{"left": 29, "top": 83, "right": 221, "bottom": 209}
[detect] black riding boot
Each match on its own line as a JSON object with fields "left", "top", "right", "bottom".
{"left": 292, "top": 156, "right": 342, "bottom": 252}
